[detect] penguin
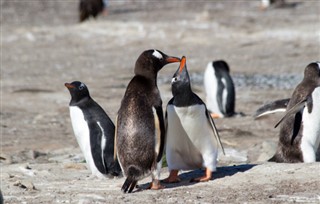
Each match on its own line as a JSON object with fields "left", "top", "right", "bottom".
{"left": 254, "top": 98, "right": 290, "bottom": 119}
{"left": 79, "top": 0, "right": 104, "bottom": 22}
{"left": 269, "top": 62, "right": 320, "bottom": 163}
{"left": 204, "top": 60, "right": 236, "bottom": 118}
{"left": 0, "top": 189, "right": 3, "bottom": 204}
{"left": 115, "top": 49, "right": 180, "bottom": 193}
{"left": 65, "top": 81, "right": 121, "bottom": 178}
{"left": 164, "top": 56, "right": 225, "bottom": 183}
{"left": 260, "top": 0, "right": 298, "bottom": 10}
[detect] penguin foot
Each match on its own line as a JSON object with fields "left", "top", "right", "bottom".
{"left": 162, "top": 170, "right": 180, "bottom": 183}
{"left": 190, "top": 168, "right": 212, "bottom": 182}
{"left": 210, "top": 113, "right": 222, "bottom": 119}
{"left": 149, "top": 179, "right": 164, "bottom": 190}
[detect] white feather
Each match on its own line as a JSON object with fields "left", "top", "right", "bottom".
{"left": 204, "top": 62, "right": 223, "bottom": 117}
{"left": 69, "top": 106, "right": 106, "bottom": 178}
{"left": 301, "top": 87, "right": 320, "bottom": 162}
{"left": 166, "top": 104, "right": 218, "bottom": 172}
{"left": 152, "top": 50, "right": 163, "bottom": 59}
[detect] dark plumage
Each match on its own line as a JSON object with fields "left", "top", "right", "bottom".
{"left": 270, "top": 62, "right": 320, "bottom": 163}
{"left": 79, "top": 0, "right": 104, "bottom": 22}
{"left": 116, "top": 49, "right": 180, "bottom": 193}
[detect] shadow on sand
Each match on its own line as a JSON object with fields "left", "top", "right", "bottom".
{"left": 135, "top": 164, "right": 256, "bottom": 192}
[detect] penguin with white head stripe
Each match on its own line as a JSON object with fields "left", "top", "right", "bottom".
{"left": 164, "top": 56, "right": 225, "bottom": 183}
{"left": 65, "top": 81, "right": 121, "bottom": 178}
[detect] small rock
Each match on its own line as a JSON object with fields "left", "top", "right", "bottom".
{"left": 13, "top": 180, "right": 36, "bottom": 190}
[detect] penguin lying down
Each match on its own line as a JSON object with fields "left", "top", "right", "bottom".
{"left": 164, "top": 56, "right": 225, "bottom": 183}
{"left": 254, "top": 62, "right": 320, "bottom": 163}
{"left": 65, "top": 81, "right": 122, "bottom": 178}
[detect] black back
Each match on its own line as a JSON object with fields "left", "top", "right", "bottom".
{"left": 212, "top": 60, "right": 235, "bottom": 117}
{"left": 66, "top": 81, "right": 121, "bottom": 176}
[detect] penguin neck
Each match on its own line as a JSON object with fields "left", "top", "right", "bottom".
{"left": 172, "top": 83, "right": 194, "bottom": 106}
{"left": 70, "top": 96, "right": 91, "bottom": 107}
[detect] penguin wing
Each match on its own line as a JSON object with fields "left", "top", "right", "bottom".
{"left": 114, "top": 115, "right": 118, "bottom": 161}
{"left": 254, "top": 98, "right": 290, "bottom": 119}
{"left": 274, "top": 98, "right": 308, "bottom": 128}
{"left": 206, "top": 110, "right": 225, "bottom": 155}
{"left": 154, "top": 106, "right": 165, "bottom": 163}
{"left": 88, "top": 121, "right": 107, "bottom": 174}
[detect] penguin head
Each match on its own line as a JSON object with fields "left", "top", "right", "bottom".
{"left": 65, "top": 81, "right": 91, "bottom": 104}
{"left": 171, "top": 56, "right": 192, "bottom": 96}
{"left": 303, "top": 62, "right": 320, "bottom": 86}
{"left": 134, "top": 49, "right": 180, "bottom": 78}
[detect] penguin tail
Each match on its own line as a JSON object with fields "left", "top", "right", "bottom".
{"left": 121, "top": 178, "right": 137, "bottom": 193}
{"left": 121, "top": 166, "right": 142, "bottom": 193}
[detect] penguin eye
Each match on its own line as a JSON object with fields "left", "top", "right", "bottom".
{"left": 171, "top": 77, "right": 178, "bottom": 83}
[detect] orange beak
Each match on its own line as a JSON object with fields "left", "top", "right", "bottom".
{"left": 166, "top": 56, "right": 181, "bottom": 63}
{"left": 179, "top": 56, "right": 186, "bottom": 73}
{"left": 65, "top": 83, "right": 75, "bottom": 89}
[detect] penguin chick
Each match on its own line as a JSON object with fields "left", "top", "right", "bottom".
{"left": 115, "top": 49, "right": 180, "bottom": 193}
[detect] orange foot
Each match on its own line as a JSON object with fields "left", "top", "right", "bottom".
{"left": 191, "top": 168, "right": 212, "bottom": 182}
{"left": 149, "top": 179, "right": 164, "bottom": 190}
{"left": 163, "top": 170, "right": 180, "bottom": 183}
{"left": 210, "top": 113, "right": 222, "bottom": 119}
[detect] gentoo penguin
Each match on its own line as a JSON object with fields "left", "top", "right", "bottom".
{"left": 164, "top": 56, "right": 225, "bottom": 183}
{"left": 269, "top": 62, "right": 320, "bottom": 163}
{"left": 79, "top": 0, "right": 104, "bottom": 22}
{"left": 204, "top": 60, "right": 236, "bottom": 118}
{"left": 115, "top": 49, "right": 180, "bottom": 193}
{"left": 260, "top": 0, "right": 298, "bottom": 10}
{"left": 65, "top": 81, "right": 121, "bottom": 178}
{"left": 254, "top": 98, "right": 290, "bottom": 119}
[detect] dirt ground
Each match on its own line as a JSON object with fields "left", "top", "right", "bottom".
{"left": 1, "top": 0, "right": 320, "bottom": 203}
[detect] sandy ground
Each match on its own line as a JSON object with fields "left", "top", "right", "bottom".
{"left": 1, "top": 0, "right": 320, "bottom": 203}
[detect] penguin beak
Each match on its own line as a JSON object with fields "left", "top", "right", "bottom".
{"left": 179, "top": 56, "right": 186, "bottom": 73}
{"left": 165, "top": 56, "right": 181, "bottom": 64}
{"left": 65, "top": 83, "right": 75, "bottom": 89}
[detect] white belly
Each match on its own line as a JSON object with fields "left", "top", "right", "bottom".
{"left": 166, "top": 104, "right": 218, "bottom": 171}
{"left": 301, "top": 87, "right": 320, "bottom": 162}
{"left": 204, "top": 63, "right": 223, "bottom": 116}
{"left": 69, "top": 106, "right": 105, "bottom": 178}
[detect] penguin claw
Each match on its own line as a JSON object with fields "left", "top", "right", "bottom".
{"left": 162, "top": 170, "right": 180, "bottom": 183}
{"left": 149, "top": 180, "right": 164, "bottom": 190}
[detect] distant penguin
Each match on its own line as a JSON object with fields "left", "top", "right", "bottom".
{"left": 269, "top": 62, "right": 320, "bottom": 163}
{"left": 79, "top": 0, "right": 104, "bottom": 22}
{"left": 115, "top": 50, "right": 180, "bottom": 193}
{"left": 204, "top": 60, "right": 236, "bottom": 118}
{"left": 65, "top": 81, "right": 121, "bottom": 178}
{"left": 260, "top": 0, "right": 298, "bottom": 10}
{"left": 164, "top": 56, "right": 225, "bottom": 183}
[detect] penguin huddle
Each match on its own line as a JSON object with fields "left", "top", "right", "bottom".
{"left": 66, "top": 49, "right": 320, "bottom": 194}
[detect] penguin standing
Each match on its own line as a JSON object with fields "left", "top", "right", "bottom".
{"left": 164, "top": 56, "right": 224, "bottom": 183}
{"left": 115, "top": 50, "right": 180, "bottom": 193}
{"left": 65, "top": 81, "right": 121, "bottom": 178}
{"left": 270, "top": 62, "right": 320, "bottom": 163}
{"left": 204, "top": 60, "right": 236, "bottom": 118}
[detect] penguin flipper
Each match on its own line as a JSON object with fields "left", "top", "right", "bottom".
{"left": 254, "top": 98, "right": 290, "bottom": 119}
{"left": 114, "top": 115, "right": 118, "bottom": 161}
{"left": 274, "top": 98, "right": 307, "bottom": 128}
{"left": 88, "top": 121, "right": 107, "bottom": 174}
{"left": 206, "top": 110, "right": 225, "bottom": 155}
{"left": 154, "top": 106, "right": 165, "bottom": 163}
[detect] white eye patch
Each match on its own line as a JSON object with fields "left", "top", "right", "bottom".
{"left": 152, "top": 50, "right": 163, "bottom": 60}
{"left": 79, "top": 83, "right": 85, "bottom": 90}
